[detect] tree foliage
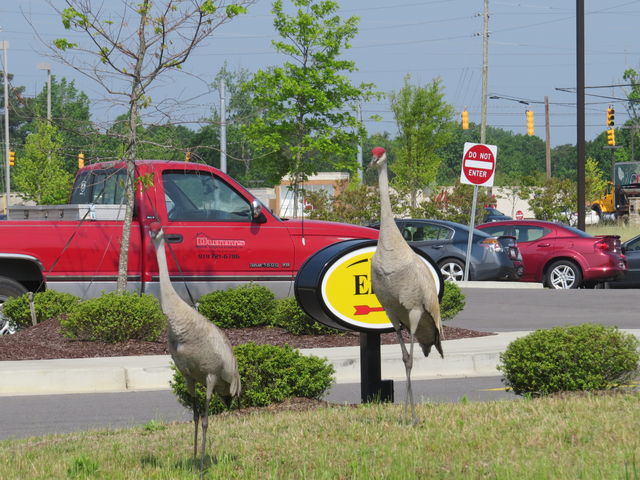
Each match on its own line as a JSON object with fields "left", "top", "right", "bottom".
{"left": 13, "top": 120, "right": 74, "bottom": 204}
{"left": 20, "top": 76, "right": 95, "bottom": 173}
{"left": 243, "top": 0, "right": 377, "bottom": 214}
{"left": 390, "top": 75, "right": 454, "bottom": 208}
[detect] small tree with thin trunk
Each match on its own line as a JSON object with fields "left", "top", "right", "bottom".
{"left": 243, "top": 0, "right": 377, "bottom": 217}
{"left": 390, "top": 75, "right": 455, "bottom": 210}
{"left": 46, "top": 0, "right": 253, "bottom": 292}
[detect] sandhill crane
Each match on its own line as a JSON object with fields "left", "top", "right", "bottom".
{"left": 149, "top": 222, "right": 241, "bottom": 473}
{"left": 369, "top": 146, "right": 443, "bottom": 425}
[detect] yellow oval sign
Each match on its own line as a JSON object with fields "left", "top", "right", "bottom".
{"left": 320, "top": 246, "right": 441, "bottom": 331}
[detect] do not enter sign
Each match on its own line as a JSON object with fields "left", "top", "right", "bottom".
{"left": 460, "top": 142, "right": 497, "bottom": 187}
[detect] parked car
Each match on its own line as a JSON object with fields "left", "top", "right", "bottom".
{"left": 477, "top": 220, "right": 627, "bottom": 289}
{"left": 483, "top": 207, "right": 512, "bottom": 223}
{"left": 369, "top": 219, "right": 523, "bottom": 282}
{"left": 606, "top": 234, "right": 640, "bottom": 288}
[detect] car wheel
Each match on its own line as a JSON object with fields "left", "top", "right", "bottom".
{"left": 0, "top": 277, "right": 28, "bottom": 335}
{"left": 545, "top": 260, "right": 582, "bottom": 289}
{"left": 438, "top": 258, "right": 465, "bottom": 282}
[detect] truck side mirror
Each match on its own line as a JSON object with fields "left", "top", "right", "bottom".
{"left": 251, "top": 199, "right": 267, "bottom": 223}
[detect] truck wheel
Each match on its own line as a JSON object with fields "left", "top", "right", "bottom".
{"left": 545, "top": 260, "right": 582, "bottom": 289}
{"left": 0, "top": 277, "right": 28, "bottom": 335}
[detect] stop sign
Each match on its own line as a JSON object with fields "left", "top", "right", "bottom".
{"left": 460, "top": 142, "right": 497, "bottom": 187}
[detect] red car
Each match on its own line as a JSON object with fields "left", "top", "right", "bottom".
{"left": 477, "top": 220, "right": 627, "bottom": 289}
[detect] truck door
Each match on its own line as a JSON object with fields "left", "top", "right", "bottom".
{"left": 156, "top": 170, "right": 295, "bottom": 297}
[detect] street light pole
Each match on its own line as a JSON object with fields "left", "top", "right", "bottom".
{"left": 2, "top": 41, "right": 9, "bottom": 218}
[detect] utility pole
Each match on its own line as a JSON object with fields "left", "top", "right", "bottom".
{"left": 464, "top": 0, "right": 489, "bottom": 282}
{"left": 576, "top": 0, "right": 585, "bottom": 231}
{"left": 480, "top": 0, "right": 489, "bottom": 145}
{"left": 357, "top": 104, "right": 363, "bottom": 180}
{"left": 37, "top": 63, "right": 51, "bottom": 122}
{"left": 544, "top": 96, "right": 551, "bottom": 178}
{"left": 2, "top": 41, "right": 9, "bottom": 218}
{"left": 219, "top": 78, "right": 227, "bottom": 173}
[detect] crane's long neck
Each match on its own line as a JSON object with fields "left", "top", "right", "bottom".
{"left": 377, "top": 162, "right": 404, "bottom": 248}
{"left": 153, "top": 235, "right": 186, "bottom": 329}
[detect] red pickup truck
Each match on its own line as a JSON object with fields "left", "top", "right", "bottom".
{"left": 0, "top": 160, "right": 378, "bottom": 330}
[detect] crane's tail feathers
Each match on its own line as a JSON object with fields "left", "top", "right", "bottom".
{"left": 419, "top": 332, "right": 444, "bottom": 358}
{"left": 230, "top": 371, "right": 242, "bottom": 399}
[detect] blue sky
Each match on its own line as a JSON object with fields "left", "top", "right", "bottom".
{"left": 1, "top": 0, "right": 639, "bottom": 148}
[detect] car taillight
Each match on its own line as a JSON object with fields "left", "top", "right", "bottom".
{"left": 481, "top": 237, "right": 503, "bottom": 252}
{"left": 595, "top": 240, "right": 611, "bottom": 251}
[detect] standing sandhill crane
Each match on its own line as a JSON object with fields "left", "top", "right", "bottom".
{"left": 149, "top": 222, "right": 241, "bottom": 473}
{"left": 369, "top": 146, "right": 443, "bottom": 425}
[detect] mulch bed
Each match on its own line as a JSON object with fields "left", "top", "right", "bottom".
{"left": 0, "top": 318, "right": 493, "bottom": 361}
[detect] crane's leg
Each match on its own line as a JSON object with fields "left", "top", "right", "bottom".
{"left": 405, "top": 309, "right": 421, "bottom": 425}
{"left": 393, "top": 326, "right": 413, "bottom": 424}
{"left": 185, "top": 378, "right": 199, "bottom": 463}
{"left": 407, "top": 330, "right": 417, "bottom": 425}
{"left": 201, "top": 375, "right": 216, "bottom": 477}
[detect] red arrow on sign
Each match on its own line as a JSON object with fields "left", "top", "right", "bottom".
{"left": 461, "top": 143, "right": 496, "bottom": 187}
{"left": 353, "top": 305, "right": 386, "bottom": 315}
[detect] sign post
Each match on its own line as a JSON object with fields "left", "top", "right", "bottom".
{"left": 295, "top": 239, "right": 444, "bottom": 403}
{"left": 460, "top": 142, "right": 497, "bottom": 281}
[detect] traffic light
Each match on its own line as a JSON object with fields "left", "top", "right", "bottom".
{"left": 185, "top": 151, "right": 191, "bottom": 162}
{"left": 461, "top": 109, "right": 469, "bottom": 130}
{"left": 526, "top": 110, "right": 534, "bottom": 136}
{"left": 78, "top": 152, "right": 85, "bottom": 168}
{"left": 607, "top": 128, "right": 616, "bottom": 146}
{"left": 607, "top": 106, "right": 615, "bottom": 127}
{"left": 8, "top": 151, "right": 15, "bottom": 167}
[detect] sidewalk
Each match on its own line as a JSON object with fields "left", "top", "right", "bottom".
{"left": 3, "top": 329, "right": 639, "bottom": 396}
{"left": 0, "top": 331, "right": 535, "bottom": 396}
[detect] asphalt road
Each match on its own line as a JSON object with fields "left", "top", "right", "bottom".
{"left": 450, "top": 287, "right": 639, "bottom": 332}
{"left": 0, "top": 376, "right": 515, "bottom": 441}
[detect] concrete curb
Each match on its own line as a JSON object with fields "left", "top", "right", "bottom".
{"left": 0, "top": 333, "right": 529, "bottom": 397}
{"left": 2, "top": 329, "right": 637, "bottom": 397}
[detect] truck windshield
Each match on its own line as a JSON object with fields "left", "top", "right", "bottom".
{"left": 163, "top": 171, "right": 252, "bottom": 222}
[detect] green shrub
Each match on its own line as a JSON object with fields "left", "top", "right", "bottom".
{"left": 499, "top": 324, "right": 640, "bottom": 397}
{"left": 170, "top": 342, "right": 335, "bottom": 414}
{"left": 3, "top": 290, "right": 81, "bottom": 330}
{"left": 272, "top": 296, "right": 341, "bottom": 335}
{"left": 197, "top": 284, "right": 277, "bottom": 328}
{"left": 60, "top": 291, "right": 165, "bottom": 343}
{"left": 440, "top": 281, "right": 465, "bottom": 321}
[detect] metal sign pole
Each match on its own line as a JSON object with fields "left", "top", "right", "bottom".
{"left": 464, "top": 185, "right": 479, "bottom": 281}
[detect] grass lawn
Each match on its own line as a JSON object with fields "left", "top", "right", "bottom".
{"left": 2, "top": 392, "right": 639, "bottom": 479}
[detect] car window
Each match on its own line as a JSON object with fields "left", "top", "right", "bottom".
{"left": 163, "top": 171, "right": 251, "bottom": 222}
{"left": 479, "top": 225, "right": 509, "bottom": 236}
{"left": 512, "top": 226, "right": 551, "bottom": 242}
{"left": 401, "top": 223, "right": 452, "bottom": 241}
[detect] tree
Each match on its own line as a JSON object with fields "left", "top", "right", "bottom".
{"left": 585, "top": 157, "right": 608, "bottom": 204}
{"left": 13, "top": 120, "right": 73, "bottom": 204}
{"left": 390, "top": 75, "right": 454, "bottom": 209}
{"left": 20, "top": 76, "right": 95, "bottom": 173}
{"left": 521, "top": 177, "right": 576, "bottom": 223}
{"left": 49, "top": 0, "right": 253, "bottom": 291}
{"left": 244, "top": 0, "right": 377, "bottom": 216}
